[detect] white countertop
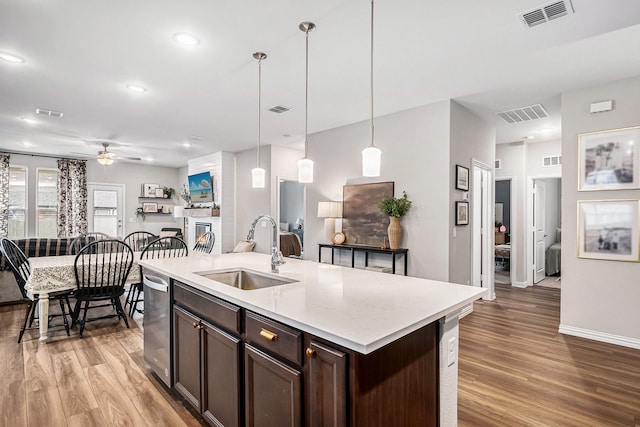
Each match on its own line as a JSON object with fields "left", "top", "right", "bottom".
{"left": 139, "top": 252, "right": 486, "bottom": 354}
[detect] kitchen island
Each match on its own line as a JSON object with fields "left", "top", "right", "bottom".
{"left": 139, "top": 252, "right": 486, "bottom": 427}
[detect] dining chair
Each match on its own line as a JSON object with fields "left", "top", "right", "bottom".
{"left": 124, "top": 231, "right": 158, "bottom": 251}
{"left": 128, "top": 236, "right": 188, "bottom": 317}
{"left": 72, "top": 239, "right": 134, "bottom": 337}
{"left": 69, "top": 232, "right": 112, "bottom": 255}
{"left": 193, "top": 231, "right": 216, "bottom": 254}
{"left": 0, "top": 237, "right": 72, "bottom": 342}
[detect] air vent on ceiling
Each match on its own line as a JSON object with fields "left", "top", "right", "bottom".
{"left": 497, "top": 104, "right": 549, "bottom": 124}
{"left": 268, "top": 105, "right": 290, "bottom": 114}
{"left": 495, "top": 159, "right": 502, "bottom": 170}
{"left": 543, "top": 155, "right": 562, "bottom": 167}
{"left": 36, "top": 108, "right": 64, "bottom": 118}
{"left": 519, "top": 0, "right": 574, "bottom": 28}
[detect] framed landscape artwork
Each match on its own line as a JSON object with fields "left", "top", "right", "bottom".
{"left": 577, "top": 199, "right": 639, "bottom": 262}
{"left": 455, "top": 165, "right": 469, "bottom": 191}
{"left": 578, "top": 126, "right": 640, "bottom": 191}
{"left": 342, "top": 181, "right": 394, "bottom": 246}
{"left": 142, "top": 202, "right": 158, "bottom": 213}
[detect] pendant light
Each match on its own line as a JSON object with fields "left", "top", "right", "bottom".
{"left": 362, "top": 0, "right": 381, "bottom": 177}
{"left": 297, "top": 22, "right": 316, "bottom": 183}
{"left": 252, "top": 52, "right": 267, "bottom": 188}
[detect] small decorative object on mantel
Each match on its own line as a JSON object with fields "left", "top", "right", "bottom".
{"left": 163, "top": 186, "right": 175, "bottom": 199}
{"left": 378, "top": 191, "right": 412, "bottom": 250}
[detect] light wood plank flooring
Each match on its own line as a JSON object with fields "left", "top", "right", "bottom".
{"left": 0, "top": 303, "right": 202, "bottom": 427}
{"left": 459, "top": 283, "right": 640, "bottom": 426}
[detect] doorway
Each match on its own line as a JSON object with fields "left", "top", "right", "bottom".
{"left": 471, "top": 160, "right": 495, "bottom": 300}
{"left": 277, "top": 177, "right": 305, "bottom": 254}
{"left": 88, "top": 183, "right": 124, "bottom": 237}
{"left": 495, "top": 178, "right": 513, "bottom": 285}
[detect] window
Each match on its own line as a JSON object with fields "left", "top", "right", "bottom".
{"left": 8, "top": 166, "right": 27, "bottom": 239}
{"left": 37, "top": 169, "right": 59, "bottom": 237}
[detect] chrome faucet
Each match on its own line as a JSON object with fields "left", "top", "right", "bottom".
{"left": 247, "top": 215, "right": 286, "bottom": 273}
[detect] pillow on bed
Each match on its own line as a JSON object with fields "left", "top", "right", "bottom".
{"left": 279, "top": 222, "right": 290, "bottom": 232}
{"left": 233, "top": 241, "right": 256, "bottom": 253}
{"left": 556, "top": 228, "right": 561, "bottom": 243}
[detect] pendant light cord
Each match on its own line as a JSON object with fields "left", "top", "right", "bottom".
{"left": 370, "top": 0, "right": 375, "bottom": 147}
{"left": 257, "top": 57, "right": 262, "bottom": 167}
{"left": 304, "top": 27, "right": 310, "bottom": 159}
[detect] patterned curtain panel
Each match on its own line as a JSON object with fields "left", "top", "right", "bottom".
{"left": 57, "top": 159, "right": 88, "bottom": 237}
{"left": 0, "top": 154, "right": 9, "bottom": 237}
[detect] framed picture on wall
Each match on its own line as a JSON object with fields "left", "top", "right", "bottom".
{"left": 455, "top": 201, "right": 469, "bottom": 226}
{"left": 143, "top": 183, "right": 160, "bottom": 197}
{"left": 577, "top": 199, "right": 640, "bottom": 262}
{"left": 142, "top": 202, "right": 158, "bottom": 213}
{"left": 578, "top": 126, "right": 640, "bottom": 191}
{"left": 455, "top": 165, "right": 469, "bottom": 191}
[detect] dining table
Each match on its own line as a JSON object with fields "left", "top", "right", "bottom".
{"left": 25, "top": 253, "right": 141, "bottom": 342}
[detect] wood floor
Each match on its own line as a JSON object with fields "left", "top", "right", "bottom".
{"left": 1, "top": 284, "right": 639, "bottom": 426}
{"left": 459, "top": 283, "right": 640, "bottom": 426}
{"left": 0, "top": 303, "right": 202, "bottom": 427}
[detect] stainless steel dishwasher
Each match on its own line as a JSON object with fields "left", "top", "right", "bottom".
{"left": 143, "top": 271, "right": 172, "bottom": 387}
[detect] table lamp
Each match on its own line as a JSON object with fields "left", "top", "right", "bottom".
{"left": 174, "top": 206, "right": 186, "bottom": 237}
{"left": 317, "top": 201, "right": 342, "bottom": 244}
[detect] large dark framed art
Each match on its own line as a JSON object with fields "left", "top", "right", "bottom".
{"left": 342, "top": 182, "right": 394, "bottom": 246}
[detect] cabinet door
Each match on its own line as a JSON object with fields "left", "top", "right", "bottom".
{"left": 306, "top": 340, "right": 347, "bottom": 427}
{"left": 245, "top": 344, "right": 302, "bottom": 427}
{"left": 202, "top": 321, "right": 241, "bottom": 427}
{"left": 173, "top": 306, "right": 202, "bottom": 412}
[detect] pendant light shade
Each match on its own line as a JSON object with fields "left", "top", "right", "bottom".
{"left": 252, "top": 52, "right": 267, "bottom": 188}
{"left": 298, "top": 22, "right": 316, "bottom": 183}
{"left": 362, "top": 0, "right": 381, "bottom": 177}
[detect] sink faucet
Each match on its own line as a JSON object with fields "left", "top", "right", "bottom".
{"left": 247, "top": 215, "right": 286, "bottom": 273}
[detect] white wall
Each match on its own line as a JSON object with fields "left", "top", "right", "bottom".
{"left": 449, "top": 101, "right": 496, "bottom": 285}
{"left": 8, "top": 153, "right": 181, "bottom": 237}
{"left": 527, "top": 140, "right": 562, "bottom": 177}
{"left": 560, "top": 74, "right": 640, "bottom": 345}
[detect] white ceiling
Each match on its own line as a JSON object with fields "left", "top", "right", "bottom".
{"left": 1, "top": 0, "right": 640, "bottom": 167}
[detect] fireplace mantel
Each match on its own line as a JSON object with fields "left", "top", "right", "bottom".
{"left": 183, "top": 208, "right": 220, "bottom": 217}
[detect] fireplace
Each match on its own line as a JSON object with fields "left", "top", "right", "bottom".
{"left": 195, "top": 222, "right": 211, "bottom": 243}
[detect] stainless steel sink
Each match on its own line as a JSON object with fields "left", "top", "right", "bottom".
{"left": 196, "top": 268, "right": 297, "bottom": 290}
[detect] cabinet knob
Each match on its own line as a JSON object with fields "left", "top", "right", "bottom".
{"left": 259, "top": 328, "right": 278, "bottom": 342}
{"left": 305, "top": 348, "right": 316, "bottom": 358}
{"left": 197, "top": 324, "right": 204, "bottom": 330}
{"left": 192, "top": 322, "right": 199, "bottom": 328}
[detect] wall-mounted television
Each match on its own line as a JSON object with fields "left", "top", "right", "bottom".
{"left": 188, "top": 171, "right": 213, "bottom": 203}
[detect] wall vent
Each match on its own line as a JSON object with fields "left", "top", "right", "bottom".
{"left": 543, "top": 155, "right": 562, "bottom": 167}
{"left": 268, "top": 105, "right": 290, "bottom": 114}
{"left": 519, "top": 1, "right": 574, "bottom": 28}
{"left": 35, "top": 108, "right": 64, "bottom": 118}
{"left": 497, "top": 104, "right": 548, "bottom": 124}
{"left": 495, "top": 159, "right": 502, "bottom": 170}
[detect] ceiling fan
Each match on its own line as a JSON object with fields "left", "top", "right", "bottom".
{"left": 71, "top": 142, "right": 142, "bottom": 165}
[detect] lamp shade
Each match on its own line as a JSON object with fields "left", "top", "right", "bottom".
{"left": 252, "top": 167, "right": 266, "bottom": 188}
{"left": 317, "top": 201, "right": 343, "bottom": 218}
{"left": 362, "top": 145, "right": 381, "bottom": 177}
{"left": 97, "top": 156, "right": 114, "bottom": 166}
{"left": 173, "top": 206, "right": 184, "bottom": 218}
{"left": 298, "top": 158, "right": 314, "bottom": 183}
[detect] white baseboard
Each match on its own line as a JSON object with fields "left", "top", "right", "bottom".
{"left": 559, "top": 324, "right": 640, "bottom": 350}
{"left": 459, "top": 303, "right": 474, "bottom": 319}
{"left": 512, "top": 280, "right": 529, "bottom": 288}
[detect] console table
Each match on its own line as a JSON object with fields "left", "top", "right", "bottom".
{"left": 318, "top": 243, "right": 408, "bottom": 275}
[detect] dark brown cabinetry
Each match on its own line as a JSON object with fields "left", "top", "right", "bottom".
{"left": 305, "top": 340, "right": 347, "bottom": 427}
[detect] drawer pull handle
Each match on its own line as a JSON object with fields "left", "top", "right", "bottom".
{"left": 260, "top": 328, "right": 278, "bottom": 342}
{"left": 305, "top": 348, "right": 316, "bottom": 358}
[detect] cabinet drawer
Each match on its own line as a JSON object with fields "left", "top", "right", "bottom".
{"left": 174, "top": 281, "right": 241, "bottom": 335}
{"left": 245, "top": 311, "right": 302, "bottom": 366}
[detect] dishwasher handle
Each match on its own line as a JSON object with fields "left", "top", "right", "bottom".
{"left": 143, "top": 274, "right": 169, "bottom": 292}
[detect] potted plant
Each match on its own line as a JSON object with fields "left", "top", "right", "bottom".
{"left": 379, "top": 191, "right": 412, "bottom": 250}
{"left": 163, "top": 187, "right": 175, "bottom": 199}
{"left": 135, "top": 207, "right": 146, "bottom": 221}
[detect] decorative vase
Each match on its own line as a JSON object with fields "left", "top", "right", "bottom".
{"left": 387, "top": 216, "right": 403, "bottom": 250}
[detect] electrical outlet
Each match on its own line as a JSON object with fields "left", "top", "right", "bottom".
{"left": 447, "top": 337, "right": 456, "bottom": 366}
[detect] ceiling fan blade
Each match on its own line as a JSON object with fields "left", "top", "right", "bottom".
{"left": 120, "top": 156, "right": 141, "bottom": 161}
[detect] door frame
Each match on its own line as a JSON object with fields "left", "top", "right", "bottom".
{"left": 526, "top": 173, "right": 561, "bottom": 286}
{"left": 471, "top": 159, "right": 495, "bottom": 301}
{"left": 87, "top": 182, "right": 126, "bottom": 238}
{"left": 276, "top": 176, "right": 306, "bottom": 250}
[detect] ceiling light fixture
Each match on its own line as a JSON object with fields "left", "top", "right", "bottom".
{"left": 182, "top": 142, "right": 192, "bottom": 147}
{"left": 251, "top": 52, "right": 267, "bottom": 188}
{"left": 362, "top": 0, "right": 381, "bottom": 177}
{"left": 0, "top": 52, "right": 25, "bottom": 63}
{"left": 126, "top": 84, "right": 147, "bottom": 93}
{"left": 97, "top": 143, "right": 115, "bottom": 166}
{"left": 525, "top": 135, "right": 535, "bottom": 140}
{"left": 20, "top": 117, "right": 38, "bottom": 125}
{"left": 298, "top": 21, "right": 316, "bottom": 184}
{"left": 173, "top": 32, "right": 200, "bottom": 47}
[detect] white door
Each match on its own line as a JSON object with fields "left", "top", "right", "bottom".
{"left": 472, "top": 161, "right": 495, "bottom": 300}
{"left": 533, "top": 180, "right": 546, "bottom": 284}
{"left": 88, "top": 183, "right": 124, "bottom": 237}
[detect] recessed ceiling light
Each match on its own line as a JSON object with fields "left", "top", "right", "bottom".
{"left": 0, "top": 52, "right": 25, "bottom": 63}
{"left": 538, "top": 127, "right": 555, "bottom": 134}
{"left": 525, "top": 135, "right": 535, "bottom": 140}
{"left": 144, "top": 157, "right": 153, "bottom": 162}
{"left": 182, "top": 142, "right": 192, "bottom": 147}
{"left": 173, "top": 32, "right": 200, "bottom": 46}
{"left": 22, "top": 141, "right": 32, "bottom": 147}
{"left": 126, "top": 84, "right": 147, "bottom": 93}
{"left": 20, "top": 117, "right": 38, "bottom": 125}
